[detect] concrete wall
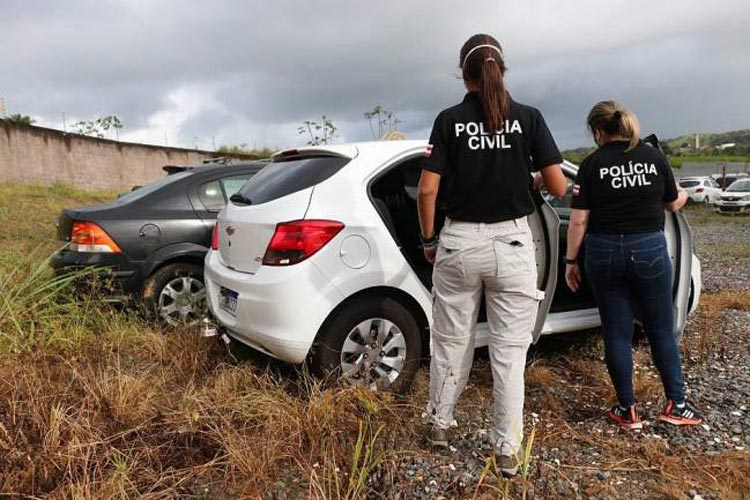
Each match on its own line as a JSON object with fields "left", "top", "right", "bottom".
{"left": 679, "top": 162, "right": 750, "bottom": 178}
{"left": 0, "top": 120, "right": 263, "bottom": 190}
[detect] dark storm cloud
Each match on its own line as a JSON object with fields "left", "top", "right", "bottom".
{"left": 2, "top": 0, "right": 749, "bottom": 149}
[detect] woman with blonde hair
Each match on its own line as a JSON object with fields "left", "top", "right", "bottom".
{"left": 565, "top": 101, "right": 702, "bottom": 429}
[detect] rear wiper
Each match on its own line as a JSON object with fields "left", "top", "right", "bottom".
{"left": 229, "top": 193, "right": 253, "bottom": 205}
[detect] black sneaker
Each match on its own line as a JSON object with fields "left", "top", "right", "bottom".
{"left": 608, "top": 405, "right": 643, "bottom": 430}
{"left": 658, "top": 400, "right": 703, "bottom": 426}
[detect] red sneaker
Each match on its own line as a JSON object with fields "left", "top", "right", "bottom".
{"left": 608, "top": 405, "right": 643, "bottom": 430}
{"left": 658, "top": 400, "right": 703, "bottom": 426}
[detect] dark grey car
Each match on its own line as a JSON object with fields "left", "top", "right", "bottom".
{"left": 52, "top": 161, "right": 266, "bottom": 324}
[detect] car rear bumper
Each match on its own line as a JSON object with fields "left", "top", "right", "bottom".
{"left": 50, "top": 249, "right": 141, "bottom": 294}
{"left": 204, "top": 250, "right": 345, "bottom": 364}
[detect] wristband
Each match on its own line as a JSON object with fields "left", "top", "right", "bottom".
{"left": 565, "top": 257, "right": 578, "bottom": 265}
{"left": 421, "top": 233, "right": 438, "bottom": 248}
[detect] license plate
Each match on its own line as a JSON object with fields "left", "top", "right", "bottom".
{"left": 219, "top": 287, "right": 238, "bottom": 316}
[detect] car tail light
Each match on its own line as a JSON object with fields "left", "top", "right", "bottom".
{"left": 211, "top": 222, "right": 219, "bottom": 250}
{"left": 695, "top": 188, "right": 704, "bottom": 193}
{"left": 70, "top": 221, "right": 121, "bottom": 253}
{"left": 263, "top": 220, "right": 344, "bottom": 266}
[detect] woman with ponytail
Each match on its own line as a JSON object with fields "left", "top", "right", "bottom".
{"left": 418, "top": 33, "right": 566, "bottom": 477}
{"left": 565, "top": 101, "right": 702, "bottom": 430}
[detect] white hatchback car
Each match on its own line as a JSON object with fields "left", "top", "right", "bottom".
{"left": 714, "top": 178, "right": 750, "bottom": 215}
{"left": 205, "top": 141, "right": 702, "bottom": 391}
{"left": 678, "top": 177, "right": 722, "bottom": 204}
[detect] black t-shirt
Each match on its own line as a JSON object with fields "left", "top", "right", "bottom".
{"left": 571, "top": 140, "right": 678, "bottom": 234}
{"left": 422, "top": 92, "right": 562, "bottom": 223}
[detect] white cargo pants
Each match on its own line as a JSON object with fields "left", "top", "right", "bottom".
{"left": 427, "top": 216, "right": 543, "bottom": 456}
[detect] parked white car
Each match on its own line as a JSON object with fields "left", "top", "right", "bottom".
{"left": 714, "top": 179, "right": 750, "bottom": 215}
{"left": 679, "top": 177, "right": 722, "bottom": 204}
{"left": 204, "top": 141, "right": 702, "bottom": 391}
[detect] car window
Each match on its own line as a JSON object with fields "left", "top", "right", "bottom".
{"left": 197, "top": 180, "right": 225, "bottom": 210}
{"left": 679, "top": 180, "right": 700, "bottom": 188}
{"left": 114, "top": 171, "right": 193, "bottom": 204}
{"left": 221, "top": 176, "right": 250, "bottom": 198}
{"left": 235, "top": 156, "right": 350, "bottom": 205}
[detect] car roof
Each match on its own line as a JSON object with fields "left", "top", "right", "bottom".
{"left": 273, "top": 141, "right": 581, "bottom": 180}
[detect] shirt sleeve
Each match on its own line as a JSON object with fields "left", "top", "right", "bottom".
{"left": 529, "top": 109, "right": 564, "bottom": 171}
{"left": 660, "top": 156, "right": 678, "bottom": 202}
{"left": 422, "top": 111, "right": 449, "bottom": 175}
{"left": 570, "top": 156, "right": 593, "bottom": 209}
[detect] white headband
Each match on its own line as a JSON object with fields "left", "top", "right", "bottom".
{"left": 461, "top": 44, "right": 503, "bottom": 68}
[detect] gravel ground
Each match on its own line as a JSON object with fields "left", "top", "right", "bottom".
{"left": 689, "top": 217, "right": 750, "bottom": 293}
{"left": 369, "top": 212, "right": 750, "bottom": 500}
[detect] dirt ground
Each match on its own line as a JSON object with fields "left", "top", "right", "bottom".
{"left": 0, "top": 187, "right": 748, "bottom": 499}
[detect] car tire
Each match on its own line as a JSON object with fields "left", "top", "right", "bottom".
{"left": 142, "top": 263, "right": 207, "bottom": 326}
{"left": 310, "top": 296, "right": 422, "bottom": 394}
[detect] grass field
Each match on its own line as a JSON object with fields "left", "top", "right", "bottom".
{"left": 0, "top": 184, "right": 748, "bottom": 499}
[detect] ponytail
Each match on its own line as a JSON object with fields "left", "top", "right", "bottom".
{"left": 460, "top": 34, "right": 508, "bottom": 134}
{"left": 587, "top": 100, "right": 641, "bottom": 150}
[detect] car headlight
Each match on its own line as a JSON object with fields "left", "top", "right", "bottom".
{"left": 743, "top": 195, "right": 750, "bottom": 201}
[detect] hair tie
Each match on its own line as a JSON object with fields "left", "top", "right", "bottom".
{"left": 484, "top": 57, "right": 496, "bottom": 63}
{"left": 462, "top": 44, "right": 504, "bottom": 68}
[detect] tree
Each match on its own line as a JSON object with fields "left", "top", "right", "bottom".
{"left": 5, "top": 113, "right": 35, "bottom": 125}
{"left": 364, "top": 105, "right": 401, "bottom": 140}
{"left": 297, "top": 115, "right": 337, "bottom": 146}
{"left": 73, "top": 115, "right": 123, "bottom": 139}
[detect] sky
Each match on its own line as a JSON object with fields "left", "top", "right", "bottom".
{"left": 2, "top": 0, "right": 749, "bottom": 151}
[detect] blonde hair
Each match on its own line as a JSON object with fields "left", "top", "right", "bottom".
{"left": 587, "top": 100, "right": 640, "bottom": 150}
{"left": 381, "top": 130, "right": 406, "bottom": 141}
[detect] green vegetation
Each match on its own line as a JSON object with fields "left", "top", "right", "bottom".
{"left": 364, "top": 105, "right": 401, "bottom": 140}
{"left": 298, "top": 115, "right": 338, "bottom": 146}
{"left": 3, "top": 113, "right": 35, "bottom": 125}
{"left": 216, "top": 144, "right": 274, "bottom": 158}
{"left": 562, "top": 129, "right": 750, "bottom": 168}
{"left": 1, "top": 184, "right": 748, "bottom": 498}
{"left": 72, "top": 115, "right": 124, "bottom": 140}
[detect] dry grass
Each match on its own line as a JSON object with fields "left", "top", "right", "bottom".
{"left": 1, "top": 183, "right": 749, "bottom": 498}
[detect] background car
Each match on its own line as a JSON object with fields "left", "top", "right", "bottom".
{"left": 679, "top": 177, "right": 722, "bottom": 204}
{"left": 53, "top": 160, "right": 266, "bottom": 325}
{"left": 714, "top": 178, "right": 750, "bottom": 215}
{"left": 711, "top": 172, "right": 749, "bottom": 191}
{"left": 204, "top": 142, "right": 700, "bottom": 391}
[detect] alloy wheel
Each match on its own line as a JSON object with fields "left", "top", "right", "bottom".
{"left": 340, "top": 318, "right": 407, "bottom": 390}
{"left": 158, "top": 276, "right": 207, "bottom": 326}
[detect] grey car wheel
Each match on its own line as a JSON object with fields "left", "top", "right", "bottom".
{"left": 311, "top": 296, "right": 422, "bottom": 393}
{"left": 340, "top": 317, "right": 408, "bottom": 389}
{"left": 158, "top": 276, "right": 206, "bottom": 326}
{"left": 143, "top": 262, "right": 207, "bottom": 327}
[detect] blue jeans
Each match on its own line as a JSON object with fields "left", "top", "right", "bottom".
{"left": 584, "top": 231, "right": 685, "bottom": 407}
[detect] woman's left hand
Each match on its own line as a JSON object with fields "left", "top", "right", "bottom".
{"left": 565, "top": 263, "right": 582, "bottom": 292}
{"left": 533, "top": 172, "right": 545, "bottom": 191}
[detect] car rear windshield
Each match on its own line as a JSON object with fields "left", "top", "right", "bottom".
{"left": 114, "top": 171, "right": 193, "bottom": 204}
{"left": 679, "top": 180, "right": 700, "bottom": 188}
{"left": 233, "top": 156, "right": 350, "bottom": 205}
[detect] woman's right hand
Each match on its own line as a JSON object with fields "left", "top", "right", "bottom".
{"left": 424, "top": 246, "right": 437, "bottom": 264}
{"left": 565, "top": 263, "right": 582, "bottom": 292}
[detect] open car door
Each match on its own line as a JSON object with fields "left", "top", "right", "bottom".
{"left": 528, "top": 190, "right": 561, "bottom": 342}
{"left": 665, "top": 211, "right": 693, "bottom": 341}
